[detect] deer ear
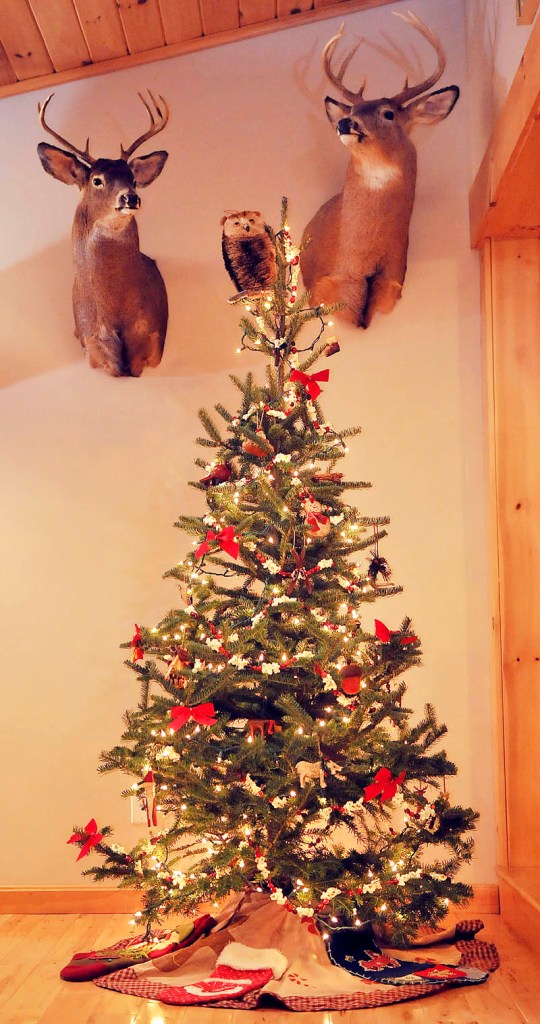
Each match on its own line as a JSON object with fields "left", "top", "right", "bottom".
{"left": 37, "top": 143, "right": 88, "bottom": 186}
{"left": 325, "top": 97, "right": 352, "bottom": 128}
{"left": 129, "top": 151, "right": 168, "bottom": 188}
{"left": 404, "top": 86, "right": 460, "bottom": 128}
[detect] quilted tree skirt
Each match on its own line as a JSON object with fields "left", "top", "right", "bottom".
{"left": 89, "top": 892, "right": 499, "bottom": 1012}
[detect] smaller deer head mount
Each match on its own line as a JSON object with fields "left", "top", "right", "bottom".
{"left": 37, "top": 91, "right": 170, "bottom": 376}
{"left": 301, "top": 12, "right": 459, "bottom": 329}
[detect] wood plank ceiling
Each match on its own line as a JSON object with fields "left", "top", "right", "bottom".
{"left": 0, "top": 0, "right": 393, "bottom": 100}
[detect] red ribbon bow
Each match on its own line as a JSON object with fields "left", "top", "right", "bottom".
{"left": 290, "top": 369, "right": 330, "bottom": 401}
{"left": 67, "top": 818, "right": 103, "bottom": 861}
{"left": 375, "top": 619, "right": 417, "bottom": 645}
{"left": 364, "top": 767, "right": 406, "bottom": 804}
{"left": 169, "top": 703, "right": 217, "bottom": 731}
{"left": 280, "top": 547, "right": 320, "bottom": 594}
{"left": 131, "top": 624, "right": 144, "bottom": 662}
{"left": 195, "top": 526, "right": 239, "bottom": 561}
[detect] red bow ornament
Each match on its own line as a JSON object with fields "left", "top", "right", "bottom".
{"left": 131, "top": 624, "right": 144, "bottom": 662}
{"left": 280, "top": 547, "right": 320, "bottom": 594}
{"left": 375, "top": 619, "right": 417, "bottom": 645}
{"left": 67, "top": 818, "right": 103, "bottom": 861}
{"left": 364, "top": 767, "right": 406, "bottom": 804}
{"left": 169, "top": 703, "right": 217, "bottom": 732}
{"left": 290, "top": 369, "right": 330, "bottom": 401}
{"left": 195, "top": 526, "right": 239, "bottom": 561}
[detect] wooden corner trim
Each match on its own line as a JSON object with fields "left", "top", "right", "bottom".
{"left": 469, "top": 16, "right": 540, "bottom": 246}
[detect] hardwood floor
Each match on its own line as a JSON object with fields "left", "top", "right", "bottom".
{"left": 1, "top": 913, "right": 539, "bottom": 1023}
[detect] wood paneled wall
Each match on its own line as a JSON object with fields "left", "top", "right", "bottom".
{"left": 484, "top": 238, "right": 540, "bottom": 868}
{"left": 0, "top": 0, "right": 394, "bottom": 99}
{"left": 471, "top": 13, "right": 540, "bottom": 949}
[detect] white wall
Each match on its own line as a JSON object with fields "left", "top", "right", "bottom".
{"left": 0, "top": 0, "right": 498, "bottom": 889}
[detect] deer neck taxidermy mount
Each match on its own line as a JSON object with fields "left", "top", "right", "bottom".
{"left": 37, "top": 91, "right": 170, "bottom": 377}
{"left": 300, "top": 12, "right": 459, "bottom": 329}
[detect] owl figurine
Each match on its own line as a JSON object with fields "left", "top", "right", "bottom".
{"left": 221, "top": 210, "right": 277, "bottom": 296}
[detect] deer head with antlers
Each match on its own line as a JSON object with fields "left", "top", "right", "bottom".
{"left": 300, "top": 12, "right": 459, "bottom": 329}
{"left": 37, "top": 91, "right": 170, "bottom": 376}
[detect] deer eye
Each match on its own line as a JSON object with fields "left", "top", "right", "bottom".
{"left": 383, "top": 109, "right": 395, "bottom": 120}
{"left": 92, "top": 176, "right": 104, "bottom": 188}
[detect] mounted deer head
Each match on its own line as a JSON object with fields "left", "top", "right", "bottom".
{"left": 300, "top": 12, "right": 459, "bottom": 328}
{"left": 37, "top": 91, "right": 170, "bottom": 376}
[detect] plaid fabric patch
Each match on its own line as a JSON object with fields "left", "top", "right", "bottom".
{"left": 96, "top": 967, "right": 169, "bottom": 1000}
{"left": 95, "top": 927, "right": 499, "bottom": 1011}
{"left": 457, "top": 938, "right": 500, "bottom": 973}
{"left": 457, "top": 919, "right": 484, "bottom": 935}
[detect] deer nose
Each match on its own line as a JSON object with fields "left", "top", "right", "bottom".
{"left": 337, "top": 117, "right": 352, "bottom": 134}
{"left": 118, "top": 192, "right": 140, "bottom": 210}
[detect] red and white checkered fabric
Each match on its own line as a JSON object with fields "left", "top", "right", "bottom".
{"left": 95, "top": 931, "right": 499, "bottom": 1011}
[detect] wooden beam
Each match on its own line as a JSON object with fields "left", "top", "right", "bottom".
{"left": 480, "top": 239, "right": 510, "bottom": 872}
{"left": 27, "top": 0, "right": 91, "bottom": 72}
{"left": 199, "top": 0, "right": 239, "bottom": 36}
{"left": 0, "top": 0, "right": 54, "bottom": 82}
{"left": 489, "top": 238, "right": 540, "bottom": 868}
{"left": 277, "top": 0, "right": 313, "bottom": 14}
{"left": 117, "top": 0, "right": 165, "bottom": 56}
{"left": 0, "top": 41, "right": 17, "bottom": 85}
{"left": 470, "top": 16, "right": 540, "bottom": 246}
{"left": 0, "top": 0, "right": 394, "bottom": 101}
{"left": 158, "top": 0, "right": 203, "bottom": 45}
{"left": 515, "top": 0, "right": 540, "bottom": 26}
{"left": 499, "top": 869, "right": 540, "bottom": 955}
{"left": 73, "top": 0, "right": 128, "bottom": 64}
{"left": 240, "top": 0, "right": 277, "bottom": 29}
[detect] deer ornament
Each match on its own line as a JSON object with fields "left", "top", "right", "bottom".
{"left": 301, "top": 12, "right": 459, "bottom": 329}
{"left": 37, "top": 92, "right": 169, "bottom": 376}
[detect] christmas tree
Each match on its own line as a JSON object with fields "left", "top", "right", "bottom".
{"left": 69, "top": 199, "right": 478, "bottom": 946}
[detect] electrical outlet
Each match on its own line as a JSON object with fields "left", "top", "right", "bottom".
{"left": 130, "top": 794, "right": 148, "bottom": 825}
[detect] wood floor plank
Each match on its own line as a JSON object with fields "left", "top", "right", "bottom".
{"left": 464, "top": 979, "right": 527, "bottom": 1023}
{"left": 0, "top": 965, "right": 37, "bottom": 1008}
{"left": 494, "top": 953, "right": 540, "bottom": 1022}
{"left": 36, "top": 979, "right": 105, "bottom": 1024}
{"left": 2, "top": 962, "right": 77, "bottom": 1024}
{"left": 0, "top": 915, "right": 43, "bottom": 960}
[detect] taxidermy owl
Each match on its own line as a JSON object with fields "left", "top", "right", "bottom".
{"left": 221, "top": 210, "right": 277, "bottom": 294}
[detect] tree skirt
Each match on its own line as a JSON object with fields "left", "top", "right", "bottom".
{"left": 94, "top": 892, "right": 499, "bottom": 1012}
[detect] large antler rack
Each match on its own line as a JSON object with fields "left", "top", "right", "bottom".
{"left": 120, "top": 90, "right": 170, "bottom": 162}
{"left": 322, "top": 23, "right": 365, "bottom": 104}
{"left": 321, "top": 11, "right": 446, "bottom": 109}
{"left": 390, "top": 11, "right": 446, "bottom": 107}
{"left": 38, "top": 93, "right": 94, "bottom": 167}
